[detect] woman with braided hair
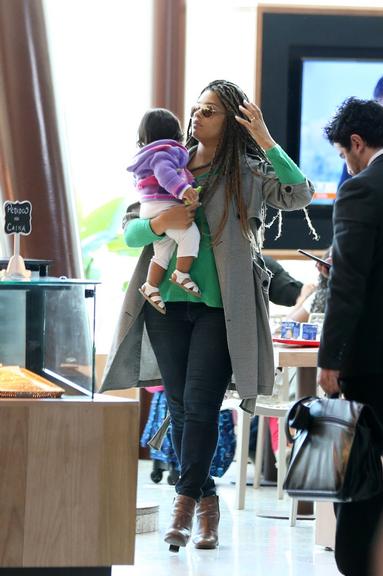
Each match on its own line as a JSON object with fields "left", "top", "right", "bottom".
{"left": 101, "top": 79, "right": 314, "bottom": 552}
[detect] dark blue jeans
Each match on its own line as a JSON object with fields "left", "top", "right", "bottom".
{"left": 144, "top": 301, "right": 232, "bottom": 500}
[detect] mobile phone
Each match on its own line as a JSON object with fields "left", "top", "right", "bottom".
{"left": 297, "top": 249, "right": 331, "bottom": 268}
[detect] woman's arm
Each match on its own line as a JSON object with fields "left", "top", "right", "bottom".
{"left": 124, "top": 217, "right": 162, "bottom": 248}
{"left": 237, "top": 102, "right": 306, "bottom": 184}
{"left": 265, "top": 145, "right": 306, "bottom": 185}
{"left": 286, "top": 290, "right": 316, "bottom": 323}
{"left": 124, "top": 202, "right": 199, "bottom": 247}
{"left": 236, "top": 101, "right": 314, "bottom": 210}
{"left": 286, "top": 305, "right": 310, "bottom": 324}
{"left": 260, "top": 157, "right": 314, "bottom": 211}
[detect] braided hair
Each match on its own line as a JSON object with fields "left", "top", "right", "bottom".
{"left": 186, "top": 79, "right": 267, "bottom": 243}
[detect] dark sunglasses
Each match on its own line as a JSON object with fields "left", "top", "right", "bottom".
{"left": 190, "top": 104, "right": 225, "bottom": 118}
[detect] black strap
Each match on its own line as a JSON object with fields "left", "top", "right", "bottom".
{"left": 284, "top": 396, "right": 316, "bottom": 443}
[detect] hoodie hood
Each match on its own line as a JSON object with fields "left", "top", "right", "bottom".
{"left": 127, "top": 139, "right": 188, "bottom": 174}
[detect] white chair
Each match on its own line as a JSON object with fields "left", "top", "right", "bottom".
{"left": 253, "top": 368, "right": 298, "bottom": 525}
{"left": 220, "top": 393, "right": 252, "bottom": 510}
{"left": 253, "top": 399, "right": 289, "bottom": 499}
{"left": 222, "top": 369, "right": 297, "bottom": 524}
{"left": 222, "top": 370, "right": 289, "bottom": 510}
{"left": 253, "top": 367, "right": 292, "bottom": 498}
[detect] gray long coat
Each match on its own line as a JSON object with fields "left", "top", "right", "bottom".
{"left": 101, "top": 156, "right": 314, "bottom": 402}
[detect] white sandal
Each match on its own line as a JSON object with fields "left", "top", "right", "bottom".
{"left": 170, "top": 270, "right": 202, "bottom": 298}
{"left": 139, "top": 282, "right": 166, "bottom": 314}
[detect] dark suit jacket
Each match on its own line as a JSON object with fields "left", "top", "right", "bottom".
{"left": 318, "top": 153, "right": 383, "bottom": 376}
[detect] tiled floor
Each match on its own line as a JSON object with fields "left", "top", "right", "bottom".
{"left": 113, "top": 460, "right": 341, "bottom": 576}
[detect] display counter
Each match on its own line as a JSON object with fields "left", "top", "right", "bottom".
{"left": 0, "top": 279, "right": 139, "bottom": 573}
{"left": 0, "top": 395, "right": 139, "bottom": 571}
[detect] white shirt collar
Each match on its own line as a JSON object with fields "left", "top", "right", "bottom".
{"left": 368, "top": 148, "right": 383, "bottom": 166}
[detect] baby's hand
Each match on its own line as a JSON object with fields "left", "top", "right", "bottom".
{"left": 182, "top": 186, "right": 200, "bottom": 205}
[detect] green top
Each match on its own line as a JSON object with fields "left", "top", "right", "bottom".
{"left": 265, "top": 144, "right": 306, "bottom": 184}
{"left": 124, "top": 145, "right": 306, "bottom": 306}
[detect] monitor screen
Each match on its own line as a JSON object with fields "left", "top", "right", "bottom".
{"left": 299, "top": 59, "right": 383, "bottom": 205}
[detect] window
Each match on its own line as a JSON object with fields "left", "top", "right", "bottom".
{"left": 44, "top": 0, "right": 153, "bottom": 352}
{"left": 185, "top": 0, "right": 257, "bottom": 118}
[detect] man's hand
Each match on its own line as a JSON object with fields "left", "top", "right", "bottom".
{"left": 317, "top": 368, "right": 341, "bottom": 396}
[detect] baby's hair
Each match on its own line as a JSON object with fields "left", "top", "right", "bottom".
{"left": 137, "top": 108, "right": 183, "bottom": 147}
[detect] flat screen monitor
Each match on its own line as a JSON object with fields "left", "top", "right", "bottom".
{"left": 258, "top": 8, "right": 383, "bottom": 249}
{"left": 299, "top": 59, "right": 383, "bottom": 205}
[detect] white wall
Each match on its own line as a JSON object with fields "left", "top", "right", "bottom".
{"left": 44, "top": 0, "right": 153, "bottom": 353}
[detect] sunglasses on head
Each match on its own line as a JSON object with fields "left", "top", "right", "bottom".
{"left": 190, "top": 104, "right": 225, "bottom": 118}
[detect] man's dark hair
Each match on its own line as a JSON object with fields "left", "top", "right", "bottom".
{"left": 324, "top": 97, "right": 383, "bottom": 150}
{"left": 137, "top": 108, "right": 183, "bottom": 147}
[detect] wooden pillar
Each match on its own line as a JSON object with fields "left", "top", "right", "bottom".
{"left": 0, "top": 0, "right": 82, "bottom": 278}
{"left": 152, "top": 0, "right": 186, "bottom": 124}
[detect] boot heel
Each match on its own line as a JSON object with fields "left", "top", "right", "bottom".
{"left": 164, "top": 494, "right": 196, "bottom": 552}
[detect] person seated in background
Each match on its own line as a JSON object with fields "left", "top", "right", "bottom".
{"left": 263, "top": 254, "right": 316, "bottom": 309}
{"left": 261, "top": 249, "right": 331, "bottom": 464}
{"left": 249, "top": 255, "right": 316, "bottom": 463}
{"left": 286, "top": 247, "right": 332, "bottom": 324}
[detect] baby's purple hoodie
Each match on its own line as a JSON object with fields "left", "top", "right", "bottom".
{"left": 127, "top": 139, "right": 194, "bottom": 202}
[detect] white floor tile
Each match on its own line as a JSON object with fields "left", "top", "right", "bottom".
{"left": 113, "top": 460, "right": 341, "bottom": 576}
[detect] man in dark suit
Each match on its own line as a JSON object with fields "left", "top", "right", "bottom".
{"left": 318, "top": 97, "right": 383, "bottom": 576}
{"left": 337, "top": 75, "right": 383, "bottom": 190}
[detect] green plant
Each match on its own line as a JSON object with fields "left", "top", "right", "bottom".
{"left": 78, "top": 197, "right": 141, "bottom": 282}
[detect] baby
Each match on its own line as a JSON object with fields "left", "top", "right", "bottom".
{"left": 127, "top": 108, "right": 201, "bottom": 314}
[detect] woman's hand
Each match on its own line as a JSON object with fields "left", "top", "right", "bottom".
{"left": 150, "top": 202, "right": 200, "bottom": 235}
{"left": 235, "top": 100, "right": 276, "bottom": 150}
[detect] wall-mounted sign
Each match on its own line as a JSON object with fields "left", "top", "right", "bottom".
{"left": 4, "top": 201, "right": 32, "bottom": 235}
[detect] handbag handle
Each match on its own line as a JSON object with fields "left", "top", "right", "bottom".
{"left": 284, "top": 396, "right": 316, "bottom": 443}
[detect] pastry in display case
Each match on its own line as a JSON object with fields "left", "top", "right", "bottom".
{"left": 0, "top": 365, "right": 64, "bottom": 397}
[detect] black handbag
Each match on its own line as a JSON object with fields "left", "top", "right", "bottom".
{"left": 283, "top": 396, "right": 383, "bottom": 502}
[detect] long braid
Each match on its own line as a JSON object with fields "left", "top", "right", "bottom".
{"left": 186, "top": 80, "right": 267, "bottom": 243}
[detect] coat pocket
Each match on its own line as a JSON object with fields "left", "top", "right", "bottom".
{"left": 252, "top": 257, "right": 270, "bottom": 314}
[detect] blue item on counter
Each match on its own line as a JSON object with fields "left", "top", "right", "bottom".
{"left": 281, "top": 321, "right": 300, "bottom": 339}
{"left": 301, "top": 323, "right": 318, "bottom": 340}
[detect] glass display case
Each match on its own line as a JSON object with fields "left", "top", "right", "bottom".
{"left": 0, "top": 277, "right": 98, "bottom": 398}
{"left": 0, "top": 277, "right": 138, "bottom": 572}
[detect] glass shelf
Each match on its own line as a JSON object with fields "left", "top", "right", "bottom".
{"left": 0, "top": 278, "right": 99, "bottom": 398}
